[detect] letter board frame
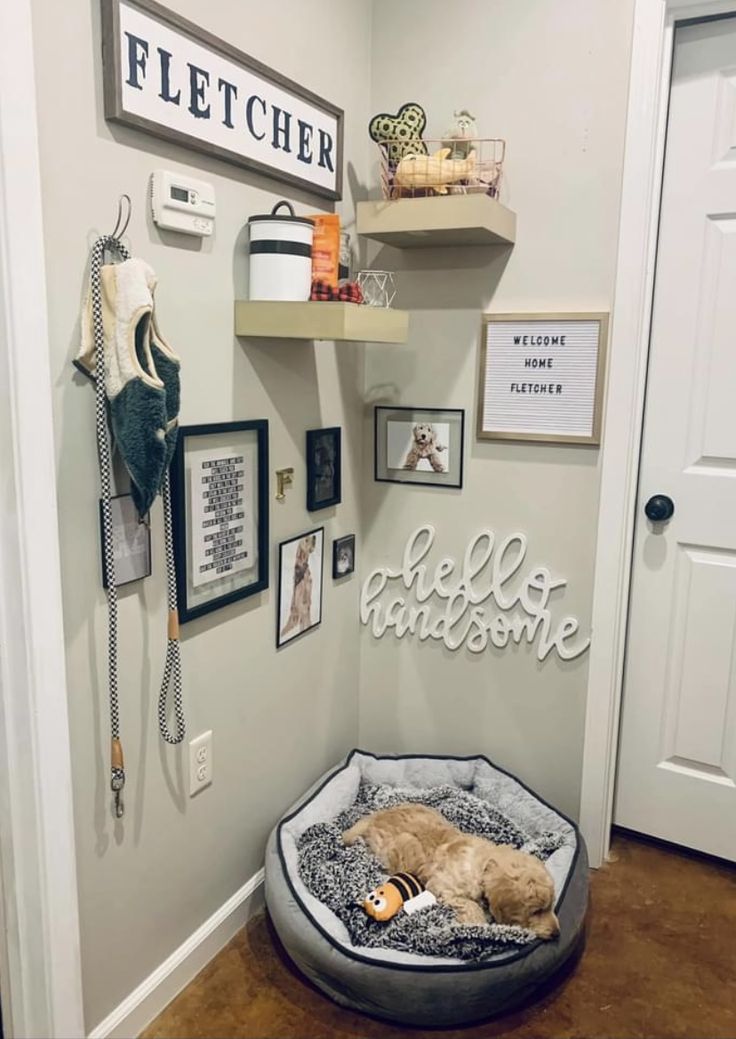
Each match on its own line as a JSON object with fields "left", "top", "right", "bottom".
{"left": 476, "top": 312, "right": 609, "bottom": 445}
{"left": 101, "top": 0, "right": 344, "bottom": 201}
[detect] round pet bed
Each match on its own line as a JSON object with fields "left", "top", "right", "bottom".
{"left": 265, "top": 750, "right": 588, "bottom": 1027}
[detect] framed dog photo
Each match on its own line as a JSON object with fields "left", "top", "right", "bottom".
{"left": 306, "top": 427, "right": 341, "bottom": 510}
{"left": 332, "top": 534, "right": 356, "bottom": 579}
{"left": 374, "top": 406, "right": 465, "bottom": 489}
{"left": 170, "top": 420, "right": 269, "bottom": 623}
{"left": 277, "top": 527, "right": 324, "bottom": 648}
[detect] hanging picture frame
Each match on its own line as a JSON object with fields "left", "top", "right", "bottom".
{"left": 170, "top": 420, "right": 269, "bottom": 623}
{"left": 477, "top": 313, "right": 609, "bottom": 445}
{"left": 306, "top": 426, "right": 341, "bottom": 510}
{"left": 374, "top": 406, "right": 465, "bottom": 489}
{"left": 277, "top": 527, "right": 324, "bottom": 648}
{"left": 99, "top": 493, "right": 152, "bottom": 589}
{"left": 332, "top": 534, "right": 355, "bottom": 579}
{"left": 100, "top": 0, "right": 344, "bottom": 201}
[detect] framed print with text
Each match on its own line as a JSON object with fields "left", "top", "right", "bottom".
{"left": 171, "top": 420, "right": 269, "bottom": 623}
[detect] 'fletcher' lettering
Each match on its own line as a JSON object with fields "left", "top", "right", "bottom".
{"left": 118, "top": 20, "right": 337, "bottom": 186}
{"left": 510, "top": 383, "right": 563, "bottom": 394}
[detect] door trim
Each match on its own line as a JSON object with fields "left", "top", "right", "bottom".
{"left": 0, "top": 0, "right": 85, "bottom": 1035}
{"left": 580, "top": 0, "right": 736, "bottom": 868}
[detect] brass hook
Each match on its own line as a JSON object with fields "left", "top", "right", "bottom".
{"left": 275, "top": 467, "right": 294, "bottom": 502}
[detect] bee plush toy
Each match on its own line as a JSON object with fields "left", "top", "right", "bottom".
{"left": 363, "top": 873, "right": 436, "bottom": 922}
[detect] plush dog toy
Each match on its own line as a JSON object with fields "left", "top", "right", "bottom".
{"left": 363, "top": 873, "right": 436, "bottom": 921}
{"left": 369, "top": 102, "right": 428, "bottom": 165}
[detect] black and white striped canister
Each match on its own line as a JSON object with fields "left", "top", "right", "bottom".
{"left": 248, "top": 201, "right": 315, "bottom": 301}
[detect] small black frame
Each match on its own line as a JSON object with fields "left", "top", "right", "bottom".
{"left": 170, "top": 420, "right": 269, "bottom": 623}
{"left": 332, "top": 534, "right": 356, "bottom": 579}
{"left": 374, "top": 406, "right": 465, "bottom": 489}
{"left": 306, "top": 427, "right": 342, "bottom": 511}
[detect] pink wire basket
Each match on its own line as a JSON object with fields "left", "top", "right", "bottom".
{"left": 377, "top": 137, "right": 506, "bottom": 201}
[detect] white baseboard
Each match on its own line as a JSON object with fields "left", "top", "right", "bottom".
{"left": 89, "top": 868, "right": 265, "bottom": 1039}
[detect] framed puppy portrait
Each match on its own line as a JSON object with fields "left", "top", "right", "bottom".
{"left": 374, "top": 406, "right": 465, "bottom": 489}
{"left": 277, "top": 527, "right": 324, "bottom": 648}
{"left": 306, "top": 427, "right": 341, "bottom": 510}
{"left": 332, "top": 533, "right": 355, "bottom": 578}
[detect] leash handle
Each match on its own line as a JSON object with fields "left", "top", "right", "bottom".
{"left": 111, "top": 737, "right": 125, "bottom": 818}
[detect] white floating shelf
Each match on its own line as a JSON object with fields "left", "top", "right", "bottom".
{"left": 234, "top": 301, "right": 409, "bottom": 343}
{"left": 357, "top": 194, "right": 516, "bottom": 248}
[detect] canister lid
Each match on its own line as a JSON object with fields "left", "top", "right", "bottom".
{"left": 248, "top": 200, "right": 315, "bottom": 226}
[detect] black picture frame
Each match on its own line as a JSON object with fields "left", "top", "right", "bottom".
{"left": 332, "top": 534, "right": 355, "bottom": 579}
{"left": 277, "top": 527, "right": 324, "bottom": 648}
{"left": 100, "top": 0, "right": 344, "bottom": 201}
{"left": 306, "top": 427, "right": 342, "bottom": 511}
{"left": 170, "top": 420, "right": 269, "bottom": 623}
{"left": 374, "top": 406, "right": 465, "bottom": 489}
{"left": 99, "top": 493, "right": 152, "bottom": 589}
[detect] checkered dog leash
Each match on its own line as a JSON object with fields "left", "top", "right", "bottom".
{"left": 89, "top": 235, "right": 185, "bottom": 820}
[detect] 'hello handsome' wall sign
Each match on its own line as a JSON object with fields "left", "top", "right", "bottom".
{"left": 101, "top": 0, "right": 344, "bottom": 200}
{"left": 360, "top": 526, "right": 591, "bottom": 662}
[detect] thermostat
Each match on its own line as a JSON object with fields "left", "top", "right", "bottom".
{"left": 151, "top": 170, "right": 215, "bottom": 236}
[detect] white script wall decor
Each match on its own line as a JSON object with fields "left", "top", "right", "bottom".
{"left": 360, "top": 525, "right": 591, "bottom": 662}
{"left": 101, "top": 0, "right": 343, "bottom": 200}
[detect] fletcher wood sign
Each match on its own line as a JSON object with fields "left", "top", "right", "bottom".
{"left": 477, "top": 313, "right": 608, "bottom": 445}
{"left": 101, "top": 0, "right": 344, "bottom": 200}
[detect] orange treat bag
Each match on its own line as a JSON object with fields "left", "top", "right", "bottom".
{"left": 309, "top": 214, "right": 340, "bottom": 288}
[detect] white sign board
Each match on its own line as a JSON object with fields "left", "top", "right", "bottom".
{"left": 477, "top": 313, "right": 608, "bottom": 444}
{"left": 102, "top": 0, "right": 343, "bottom": 200}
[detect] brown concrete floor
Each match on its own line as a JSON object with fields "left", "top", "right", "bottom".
{"left": 143, "top": 833, "right": 736, "bottom": 1039}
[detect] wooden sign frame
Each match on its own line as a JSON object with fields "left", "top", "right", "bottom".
{"left": 477, "top": 312, "right": 609, "bottom": 445}
{"left": 101, "top": 0, "right": 344, "bottom": 201}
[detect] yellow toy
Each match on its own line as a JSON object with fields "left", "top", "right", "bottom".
{"left": 364, "top": 873, "right": 425, "bottom": 922}
{"left": 394, "top": 147, "right": 477, "bottom": 195}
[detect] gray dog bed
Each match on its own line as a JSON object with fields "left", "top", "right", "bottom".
{"left": 265, "top": 750, "right": 588, "bottom": 1027}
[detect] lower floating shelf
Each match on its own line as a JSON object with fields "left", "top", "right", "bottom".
{"left": 234, "top": 301, "right": 409, "bottom": 343}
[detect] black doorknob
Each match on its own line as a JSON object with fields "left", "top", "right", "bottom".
{"left": 644, "top": 494, "right": 675, "bottom": 522}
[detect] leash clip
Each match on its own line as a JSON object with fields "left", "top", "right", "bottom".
{"left": 111, "top": 767, "right": 125, "bottom": 818}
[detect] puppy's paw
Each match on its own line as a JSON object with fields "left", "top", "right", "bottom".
{"left": 342, "top": 822, "right": 366, "bottom": 846}
{"left": 449, "top": 898, "right": 488, "bottom": 926}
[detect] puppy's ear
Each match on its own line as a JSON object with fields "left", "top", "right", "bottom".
{"left": 412, "top": 424, "right": 419, "bottom": 436}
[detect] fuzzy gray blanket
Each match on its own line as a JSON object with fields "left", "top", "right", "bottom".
{"left": 297, "top": 782, "right": 566, "bottom": 962}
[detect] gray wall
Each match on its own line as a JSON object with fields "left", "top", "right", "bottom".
{"left": 31, "top": 0, "right": 636, "bottom": 1027}
{"left": 30, "top": 0, "right": 371, "bottom": 1028}
{"left": 359, "top": 0, "right": 635, "bottom": 819}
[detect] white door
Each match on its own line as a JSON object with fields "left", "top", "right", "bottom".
{"left": 615, "top": 16, "right": 736, "bottom": 861}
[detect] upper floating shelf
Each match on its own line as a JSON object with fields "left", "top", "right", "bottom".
{"left": 234, "top": 300, "right": 409, "bottom": 344}
{"left": 357, "top": 194, "right": 516, "bottom": 248}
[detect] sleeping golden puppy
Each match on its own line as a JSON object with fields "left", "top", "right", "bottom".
{"left": 343, "top": 803, "right": 559, "bottom": 938}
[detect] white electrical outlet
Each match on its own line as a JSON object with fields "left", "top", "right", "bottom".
{"left": 189, "top": 730, "right": 213, "bottom": 796}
